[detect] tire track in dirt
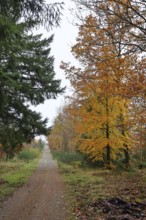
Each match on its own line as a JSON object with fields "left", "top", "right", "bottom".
{"left": 0, "top": 146, "right": 67, "bottom": 220}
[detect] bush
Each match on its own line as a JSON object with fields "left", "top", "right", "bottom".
{"left": 18, "top": 148, "right": 39, "bottom": 162}
{"left": 113, "top": 158, "right": 125, "bottom": 171}
{"left": 138, "top": 162, "right": 146, "bottom": 169}
{"left": 51, "top": 150, "right": 107, "bottom": 169}
{"left": 51, "top": 151, "right": 88, "bottom": 167}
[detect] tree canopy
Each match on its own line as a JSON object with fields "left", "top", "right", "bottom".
{"left": 0, "top": 0, "right": 64, "bottom": 28}
{"left": 50, "top": 11, "right": 146, "bottom": 168}
{"left": 73, "top": 0, "right": 146, "bottom": 54}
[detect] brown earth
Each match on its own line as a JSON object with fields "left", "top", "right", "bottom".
{"left": 0, "top": 146, "right": 67, "bottom": 220}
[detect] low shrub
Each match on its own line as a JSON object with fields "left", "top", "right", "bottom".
{"left": 138, "top": 162, "right": 146, "bottom": 169}
{"left": 51, "top": 150, "right": 107, "bottom": 169}
{"left": 18, "top": 148, "right": 39, "bottom": 162}
{"left": 51, "top": 150, "right": 88, "bottom": 167}
{"left": 113, "top": 158, "right": 125, "bottom": 171}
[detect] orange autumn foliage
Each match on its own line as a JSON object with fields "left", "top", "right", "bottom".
{"left": 61, "top": 15, "right": 145, "bottom": 165}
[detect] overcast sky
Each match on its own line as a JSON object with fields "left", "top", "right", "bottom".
{"left": 33, "top": 1, "right": 78, "bottom": 127}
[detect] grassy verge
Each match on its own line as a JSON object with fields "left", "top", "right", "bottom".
{"left": 0, "top": 148, "right": 41, "bottom": 200}
{"left": 52, "top": 151, "right": 146, "bottom": 220}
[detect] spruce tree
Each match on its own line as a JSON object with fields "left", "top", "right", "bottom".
{"left": 0, "top": 2, "right": 64, "bottom": 157}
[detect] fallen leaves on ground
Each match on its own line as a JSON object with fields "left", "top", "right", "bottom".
{"left": 60, "top": 165, "right": 146, "bottom": 220}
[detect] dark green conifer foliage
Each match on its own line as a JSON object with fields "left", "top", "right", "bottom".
{"left": 0, "top": 1, "right": 64, "bottom": 157}
{"left": 0, "top": 0, "right": 63, "bottom": 28}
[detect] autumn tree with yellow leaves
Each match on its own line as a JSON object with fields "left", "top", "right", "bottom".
{"left": 73, "top": 0, "right": 146, "bottom": 54}
{"left": 61, "top": 15, "right": 145, "bottom": 167}
{"left": 50, "top": 1, "right": 146, "bottom": 168}
{"left": 48, "top": 105, "right": 77, "bottom": 152}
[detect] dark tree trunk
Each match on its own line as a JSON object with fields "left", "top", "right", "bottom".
{"left": 124, "top": 146, "right": 130, "bottom": 168}
{"left": 105, "top": 97, "right": 111, "bottom": 168}
{"left": 106, "top": 144, "right": 111, "bottom": 168}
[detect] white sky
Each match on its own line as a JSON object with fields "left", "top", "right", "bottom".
{"left": 34, "top": 1, "right": 78, "bottom": 127}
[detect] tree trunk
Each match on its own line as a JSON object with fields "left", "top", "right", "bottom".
{"left": 105, "top": 98, "right": 111, "bottom": 168}
{"left": 124, "top": 146, "right": 130, "bottom": 168}
{"left": 106, "top": 144, "right": 111, "bottom": 168}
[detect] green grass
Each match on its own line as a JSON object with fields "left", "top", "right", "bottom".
{"left": 58, "top": 163, "right": 105, "bottom": 220}
{"left": 0, "top": 149, "right": 41, "bottom": 199}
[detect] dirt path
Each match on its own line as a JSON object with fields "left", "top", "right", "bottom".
{"left": 0, "top": 146, "right": 67, "bottom": 220}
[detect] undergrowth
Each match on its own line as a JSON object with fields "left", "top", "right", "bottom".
{"left": 51, "top": 150, "right": 88, "bottom": 168}
{"left": 0, "top": 148, "right": 41, "bottom": 199}
{"left": 18, "top": 148, "right": 40, "bottom": 161}
{"left": 52, "top": 150, "right": 146, "bottom": 220}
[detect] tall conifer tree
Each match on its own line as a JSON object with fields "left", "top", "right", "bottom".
{"left": 0, "top": 1, "right": 64, "bottom": 157}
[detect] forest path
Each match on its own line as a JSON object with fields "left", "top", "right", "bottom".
{"left": 0, "top": 146, "right": 67, "bottom": 220}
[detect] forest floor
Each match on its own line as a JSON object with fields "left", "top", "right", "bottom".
{"left": 59, "top": 163, "right": 146, "bottom": 220}
{"left": 0, "top": 146, "right": 67, "bottom": 220}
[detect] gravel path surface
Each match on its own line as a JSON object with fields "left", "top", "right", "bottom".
{"left": 0, "top": 146, "right": 67, "bottom": 220}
